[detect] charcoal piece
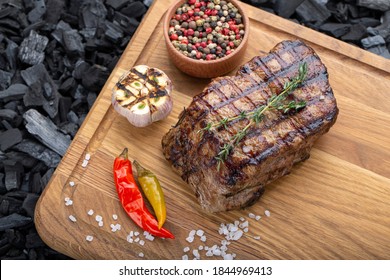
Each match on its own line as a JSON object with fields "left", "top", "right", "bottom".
{"left": 143, "top": 0, "right": 153, "bottom": 7}
{"left": 106, "top": 0, "right": 129, "bottom": 10}
{"left": 357, "top": 0, "right": 390, "bottom": 11}
{"left": 26, "top": 232, "right": 45, "bottom": 249}
{"left": 5, "top": 38, "right": 18, "bottom": 71}
{"left": 0, "top": 84, "right": 29, "bottom": 102}
{"left": 28, "top": 248, "right": 38, "bottom": 260}
{"left": 366, "top": 45, "right": 390, "bottom": 59}
{"left": 361, "top": 35, "right": 386, "bottom": 48}
{"left": 0, "top": 69, "right": 13, "bottom": 90}
{"left": 104, "top": 20, "right": 123, "bottom": 43}
{"left": 59, "top": 77, "right": 77, "bottom": 96}
{"left": 120, "top": 1, "right": 147, "bottom": 18}
{"left": 40, "top": 168, "right": 54, "bottom": 191}
{"left": 51, "top": 20, "right": 73, "bottom": 45}
{"left": 42, "top": 82, "right": 53, "bottom": 100}
{"left": 0, "top": 128, "right": 23, "bottom": 151}
{"left": 5, "top": 151, "right": 37, "bottom": 169}
{"left": 0, "top": 213, "right": 32, "bottom": 231}
{"left": 107, "top": 55, "right": 119, "bottom": 71}
{"left": 5, "top": 229, "right": 25, "bottom": 248}
{"left": 0, "top": 109, "right": 17, "bottom": 121}
{"left": 30, "top": 172, "right": 42, "bottom": 194}
{"left": 87, "top": 92, "right": 97, "bottom": 109}
{"left": 367, "top": 11, "right": 390, "bottom": 40}
{"left": 274, "top": 0, "right": 305, "bottom": 18}
{"left": 22, "top": 193, "right": 39, "bottom": 218}
{"left": 24, "top": 109, "right": 71, "bottom": 156}
{"left": 0, "top": 199, "right": 9, "bottom": 215}
{"left": 341, "top": 23, "right": 367, "bottom": 42}
{"left": 18, "top": 30, "right": 48, "bottom": 65}
{"left": 319, "top": 23, "right": 351, "bottom": 38}
{"left": 4, "top": 160, "right": 24, "bottom": 191}
{"left": 14, "top": 139, "right": 61, "bottom": 168}
{"left": 63, "top": 29, "right": 84, "bottom": 57}
{"left": 296, "top": 0, "right": 331, "bottom": 25}
{"left": 58, "top": 96, "right": 72, "bottom": 123}
{"left": 79, "top": 28, "right": 97, "bottom": 39}
{"left": 59, "top": 122, "right": 78, "bottom": 137}
{"left": 0, "top": 173, "right": 5, "bottom": 194}
{"left": 350, "top": 17, "right": 381, "bottom": 28}
{"left": 113, "top": 12, "right": 139, "bottom": 35}
{"left": 1, "top": 120, "right": 13, "bottom": 130}
{"left": 0, "top": 17, "right": 20, "bottom": 32}
{"left": 45, "top": 0, "right": 65, "bottom": 24}
{"left": 81, "top": 0, "right": 108, "bottom": 29}
{"left": 0, "top": 194, "right": 23, "bottom": 213}
{"left": 67, "top": 110, "right": 79, "bottom": 124}
{"left": 81, "top": 64, "right": 109, "bottom": 92}
{"left": 73, "top": 60, "right": 91, "bottom": 80}
{"left": 72, "top": 84, "right": 88, "bottom": 99}
{"left": 28, "top": 0, "right": 46, "bottom": 23}
{"left": 21, "top": 64, "right": 60, "bottom": 118}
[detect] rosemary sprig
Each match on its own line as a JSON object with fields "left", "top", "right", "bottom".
{"left": 201, "top": 62, "right": 308, "bottom": 170}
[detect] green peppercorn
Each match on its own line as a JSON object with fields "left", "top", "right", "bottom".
{"left": 196, "top": 19, "right": 204, "bottom": 27}
{"left": 181, "top": 22, "right": 189, "bottom": 29}
{"left": 207, "top": 34, "right": 213, "bottom": 40}
{"left": 194, "top": 31, "right": 200, "bottom": 37}
{"left": 233, "top": 40, "right": 241, "bottom": 47}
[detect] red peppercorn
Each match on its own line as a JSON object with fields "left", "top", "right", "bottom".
{"left": 170, "top": 33, "right": 178, "bottom": 40}
{"left": 188, "top": 0, "right": 196, "bottom": 4}
{"left": 175, "top": 14, "right": 181, "bottom": 21}
{"left": 236, "top": 34, "right": 241, "bottom": 39}
{"left": 181, "top": 14, "right": 188, "bottom": 21}
{"left": 205, "top": 9, "right": 212, "bottom": 16}
{"left": 195, "top": 2, "right": 201, "bottom": 8}
{"left": 229, "top": 41, "right": 235, "bottom": 48}
{"left": 205, "top": 27, "right": 212, "bottom": 34}
{"left": 212, "top": 9, "right": 218, "bottom": 16}
{"left": 226, "top": 50, "right": 232, "bottom": 55}
{"left": 181, "top": 39, "right": 189, "bottom": 45}
{"left": 196, "top": 52, "right": 202, "bottom": 59}
{"left": 194, "top": 8, "right": 200, "bottom": 12}
{"left": 195, "top": 42, "right": 201, "bottom": 48}
{"left": 194, "top": 15, "right": 200, "bottom": 20}
{"left": 206, "top": 54, "right": 213, "bottom": 60}
{"left": 223, "top": 28, "right": 230, "bottom": 35}
{"left": 188, "top": 10, "right": 194, "bottom": 17}
{"left": 200, "top": 42, "right": 207, "bottom": 48}
{"left": 200, "top": 1, "right": 206, "bottom": 6}
{"left": 199, "top": 32, "right": 203, "bottom": 38}
{"left": 187, "top": 28, "right": 194, "bottom": 36}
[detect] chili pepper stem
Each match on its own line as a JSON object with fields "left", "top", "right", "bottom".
{"left": 119, "top": 148, "right": 128, "bottom": 160}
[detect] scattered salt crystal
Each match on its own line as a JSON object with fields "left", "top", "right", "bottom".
{"left": 234, "top": 220, "right": 240, "bottom": 226}
{"left": 186, "top": 236, "right": 194, "bottom": 243}
{"left": 253, "top": 236, "right": 261, "bottom": 240}
{"left": 81, "top": 159, "right": 88, "bottom": 168}
{"left": 196, "top": 229, "right": 204, "bottom": 237}
{"left": 86, "top": 235, "right": 93, "bottom": 242}
{"left": 95, "top": 215, "right": 102, "bottom": 222}
{"left": 87, "top": 209, "right": 94, "bottom": 216}
{"left": 68, "top": 215, "right": 77, "bottom": 222}
{"left": 183, "top": 247, "right": 190, "bottom": 253}
{"left": 239, "top": 221, "right": 248, "bottom": 228}
{"left": 135, "top": 231, "right": 140, "bottom": 236}
{"left": 255, "top": 215, "right": 261, "bottom": 221}
{"left": 189, "top": 230, "right": 196, "bottom": 237}
{"left": 112, "top": 214, "right": 118, "bottom": 220}
{"left": 145, "top": 234, "right": 155, "bottom": 241}
{"left": 98, "top": 221, "right": 103, "bottom": 227}
{"left": 265, "top": 210, "right": 271, "bottom": 217}
{"left": 182, "top": 255, "right": 188, "bottom": 260}
{"left": 204, "top": 246, "right": 209, "bottom": 250}
{"left": 193, "top": 249, "right": 200, "bottom": 259}
{"left": 221, "top": 240, "right": 228, "bottom": 246}
{"left": 64, "top": 197, "right": 70, "bottom": 202}
{"left": 138, "top": 252, "right": 144, "bottom": 258}
{"left": 224, "top": 254, "right": 234, "bottom": 260}
{"left": 139, "top": 240, "right": 145, "bottom": 246}
{"left": 129, "top": 231, "right": 134, "bottom": 237}
{"left": 85, "top": 153, "right": 91, "bottom": 160}
{"left": 200, "top": 235, "right": 207, "bottom": 242}
{"left": 213, "top": 248, "right": 221, "bottom": 256}
{"left": 232, "top": 230, "right": 243, "bottom": 240}
{"left": 243, "top": 228, "right": 249, "bottom": 233}
{"left": 239, "top": 217, "right": 245, "bottom": 222}
{"left": 135, "top": 237, "right": 140, "bottom": 243}
{"left": 220, "top": 245, "right": 227, "bottom": 251}
{"left": 205, "top": 250, "right": 213, "bottom": 257}
{"left": 65, "top": 199, "right": 73, "bottom": 206}
{"left": 69, "top": 181, "right": 75, "bottom": 187}
{"left": 248, "top": 213, "right": 256, "bottom": 219}
{"left": 198, "top": 245, "right": 204, "bottom": 250}
{"left": 319, "top": 95, "right": 325, "bottom": 101}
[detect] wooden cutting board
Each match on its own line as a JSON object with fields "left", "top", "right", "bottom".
{"left": 35, "top": 0, "right": 390, "bottom": 260}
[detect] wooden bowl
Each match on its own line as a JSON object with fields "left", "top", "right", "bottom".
{"left": 163, "top": 0, "right": 249, "bottom": 78}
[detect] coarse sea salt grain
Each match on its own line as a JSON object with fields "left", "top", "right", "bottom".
{"left": 65, "top": 199, "right": 73, "bottom": 206}
{"left": 68, "top": 215, "right": 77, "bottom": 222}
{"left": 86, "top": 235, "right": 93, "bottom": 242}
{"left": 183, "top": 247, "right": 190, "bottom": 253}
{"left": 186, "top": 236, "right": 194, "bottom": 243}
{"left": 98, "top": 221, "right": 103, "bottom": 227}
{"left": 69, "top": 181, "right": 75, "bottom": 187}
{"left": 182, "top": 255, "right": 188, "bottom": 260}
{"left": 253, "top": 236, "right": 261, "bottom": 240}
{"left": 87, "top": 209, "right": 94, "bottom": 216}
{"left": 138, "top": 252, "right": 144, "bottom": 258}
{"left": 255, "top": 215, "right": 261, "bottom": 221}
{"left": 265, "top": 210, "right": 271, "bottom": 217}
{"left": 139, "top": 240, "right": 145, "bottom": 246}
{"left": 112, "top": 214, "right": 118, "bottom": 220}
{"left": 248, "top": 213, "right": 256, "bottom": 219}
{"left": 81, "top": 159, "right": 88, "bottom": 168}
{"left": 196, "top": 229, "right": 204, "bottom": 237}
{"left": 85, "top": 153, "right": 91, "bottom": 161}
{"left": 200, "top": 235, "right": 207, "bottom": 242}
{"left": 95, "top": 215, "right": 102, "bottom": 222}
{"left": 64, "top": 197, "right": 70, "bottom": 202}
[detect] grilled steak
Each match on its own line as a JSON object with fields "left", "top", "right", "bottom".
{"left": 162, "top": 40, "right": 338, "bottom": 212}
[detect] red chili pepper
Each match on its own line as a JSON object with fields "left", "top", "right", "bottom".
{"left": 113, "top": 148, "right": 174, "bottom": 239}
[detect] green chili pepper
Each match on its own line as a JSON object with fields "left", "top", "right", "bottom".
{"left": 133, "top": 161, "right": 166, "bottom": 229}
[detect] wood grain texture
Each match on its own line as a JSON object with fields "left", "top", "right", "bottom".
{"left": 35, "top": 0, "right": 390, "bottom": 260}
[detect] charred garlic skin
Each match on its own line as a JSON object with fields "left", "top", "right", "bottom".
{"left": 112, "top": 65, "right": 173, "bottom": 127}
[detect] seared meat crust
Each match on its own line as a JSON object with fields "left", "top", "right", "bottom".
{"left": 162, "top": 40, "right": 338, "bottom": 212}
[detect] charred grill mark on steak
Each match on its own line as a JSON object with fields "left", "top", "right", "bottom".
{"left": 162, "top": 40, "right": 338, "bottom": 212}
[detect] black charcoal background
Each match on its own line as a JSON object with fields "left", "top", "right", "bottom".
{"left": 0, "top": 0, "right": 388, "bottom": 260}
